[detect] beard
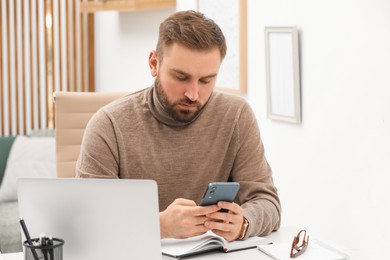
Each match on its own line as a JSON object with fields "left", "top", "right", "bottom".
{"left": 155, "top": 76, "right": 202, "bottom": 123}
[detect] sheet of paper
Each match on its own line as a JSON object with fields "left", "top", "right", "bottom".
{"left": 258, "top": 241, "right": 347, "bottom": 260}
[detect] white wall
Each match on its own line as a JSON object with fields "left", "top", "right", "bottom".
{"left": 95, "top": 1, "right": 390, "bottom": 259}
{"left": 244, "top": 1, "right": 390, "bottom": 260}
{"left": 94, "top": 7, "right": 176, "bottom": 91}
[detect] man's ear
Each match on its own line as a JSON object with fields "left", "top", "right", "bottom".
{"left": 148, "top": 51, "right": 159, "bottom": 77}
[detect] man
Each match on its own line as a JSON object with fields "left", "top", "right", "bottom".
{"left": 76, "top": 10, "right": 281, "bottom": 242}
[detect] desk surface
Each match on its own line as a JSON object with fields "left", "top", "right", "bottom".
{"left": 0, "top": 227, "right": 335, "bottom": 260}
{"left": 1, "top": 248, "right": 273, "bottom": 260}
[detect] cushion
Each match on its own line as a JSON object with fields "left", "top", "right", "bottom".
{"left": 30, "top": 129, "right": 55, "bottom": 137}
{"left": 0, "top": 136, "right": 56, "bottom": 202}
{"left": 0, "top": 201, "right": 22, "bottom": 253}
{"left": 0, "top": 136, "right": 16, "bottom": 185}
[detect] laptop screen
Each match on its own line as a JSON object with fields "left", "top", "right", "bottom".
{"left": 17, "top": 178, "right": 162, "bottom": 260}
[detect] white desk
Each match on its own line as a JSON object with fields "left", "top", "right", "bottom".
{"left": 2, "top": 246, "right": 281, "bottom": 260}
{"left": 0, "top": 227, "right": 336, "bottom": 260}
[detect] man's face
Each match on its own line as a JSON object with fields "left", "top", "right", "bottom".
{"left": 149, "top": 43, "right": 222, "bottom": 123}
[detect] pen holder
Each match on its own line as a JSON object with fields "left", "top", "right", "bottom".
{"left": 23, "top": 238, "right": 64, "bottom": 260}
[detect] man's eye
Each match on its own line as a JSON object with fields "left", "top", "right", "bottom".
{"left": 176, "top": 75, "right": 187, "bottom": 81}
{"left": 199, "top": 79, "right": 211, "bottom": 84}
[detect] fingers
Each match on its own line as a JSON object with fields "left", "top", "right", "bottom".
{"left": 204, "top": 217, "right": 242, "bottom": 242}
{"left": 160, "top": 199, "right": 221, "bottom": 239}
{"left": 192, "top": 215, "right": 209, "bottom": 226}
{"left": 217, "top": 201, "right": 242, "bottom": 214}
{"left": 203, "top": 202, "right": 244, "bottom": 242}
{"left": 192, "top": 204, "right": 221, "bottom": 216}
{"left": 172, "top": 198, "right": 220, "bottom": 216}
{"left": 161, "top": 199, "right": 243, "bottom": 241}
{"left": 204, "top": 211, "right": 241, "bottom": 229}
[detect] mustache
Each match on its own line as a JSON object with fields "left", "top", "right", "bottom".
{"left": 174, "top": 98, "right": 200, "bottom": 106}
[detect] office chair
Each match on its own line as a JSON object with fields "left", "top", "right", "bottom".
{"left": 54, "top": 91, "right": 130, "bottom": 177}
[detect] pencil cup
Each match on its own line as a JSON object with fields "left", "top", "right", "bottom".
{"left": 23, "top": 238, "right": 64, "bottom": 260}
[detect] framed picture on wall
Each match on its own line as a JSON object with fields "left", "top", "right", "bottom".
{"left": 264, "top": 27, "right": 301, "bottom": 123}
{"left": 197, "top": 0, "right": 247, "bottom": 94}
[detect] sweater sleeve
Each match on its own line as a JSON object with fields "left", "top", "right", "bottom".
{"left": 76, "top": 108, "right": 120, "bottom": 179}
{"left": 230, "top": 103, "right": 281, "bottom": 238}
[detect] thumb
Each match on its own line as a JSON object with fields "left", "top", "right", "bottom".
{"left": 172, "top": 198, "right": 197, "bottom": 206}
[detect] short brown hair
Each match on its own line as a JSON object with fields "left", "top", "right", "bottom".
{"left": 156, "top": 10, "right": 227, "bottom": 62}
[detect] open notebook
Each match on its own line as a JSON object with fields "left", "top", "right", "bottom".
{"left": 162, "top": 231, "right": 270, "bottom": 258}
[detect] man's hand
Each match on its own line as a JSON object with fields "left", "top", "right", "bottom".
{"left": 204, "top": 201, "right": 244, "bottom": 242}
{"left": 160, "top": 198, "right": 220, "bottom": 239}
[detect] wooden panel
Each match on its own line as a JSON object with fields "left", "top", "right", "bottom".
{"left": 6, "top": 0, "right": 12, "bottom": 135}
{"left": 0, "top": 0, "right": 96, "bottom": 136}
{"left": 36, "top": 0, "right": 42, "bottom": 130}
{"left": 29, "top": 0, "right": 35, "bottom": 131}
{"left": 21, "top": 0, "right": 27, "bottom": 134}
{"left": 87, "top": 13, "right": 95, "bottom": 92}
{"left": 13, "top": 0, "right": 20, "bottom": 134}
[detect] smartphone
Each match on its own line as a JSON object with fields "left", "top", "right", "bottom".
{"left": 200, "top": 182, "right": 240, "bottom": 211}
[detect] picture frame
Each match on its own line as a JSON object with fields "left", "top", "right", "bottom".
{"left": 264, "top": 27, "right": 301, "bottom": 123}
{"left": 197, "top": 0, "right": 247, "bottom": 94}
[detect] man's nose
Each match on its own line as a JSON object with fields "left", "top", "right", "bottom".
{"left": 184, "top": 82, "right": 199, "bottom": 101}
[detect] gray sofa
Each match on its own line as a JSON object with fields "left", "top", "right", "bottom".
{"left": 0, "top": 136, "right": 22, "bottom": 253}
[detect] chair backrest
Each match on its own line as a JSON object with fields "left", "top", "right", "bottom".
{"left": 54, "top": 91, "right": 130, "bottom": 177}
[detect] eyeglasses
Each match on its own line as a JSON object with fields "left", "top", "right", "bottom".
{"left": 290, "top": 230, "right": 309, "bottom": 258}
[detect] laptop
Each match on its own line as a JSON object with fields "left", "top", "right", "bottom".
{"left": 17, "top": 178, "right": 162, "bottom": 260}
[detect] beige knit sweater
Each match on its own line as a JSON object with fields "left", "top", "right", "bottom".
{"left": 76, "top": 86, "right": 281, "bottom": 238}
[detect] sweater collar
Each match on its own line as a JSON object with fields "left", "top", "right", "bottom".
{"left": 148, "top": 85, "right": 211, "bottom": 127}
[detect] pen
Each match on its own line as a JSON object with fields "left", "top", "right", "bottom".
{"left": 40, "top": 233, "right": 49, "bottom": 260}
{"left": 48, "top": 236, "right": 54, "bottom": 260}
{"left": 19, "top": 218, "right": 40, "bottom": 260}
